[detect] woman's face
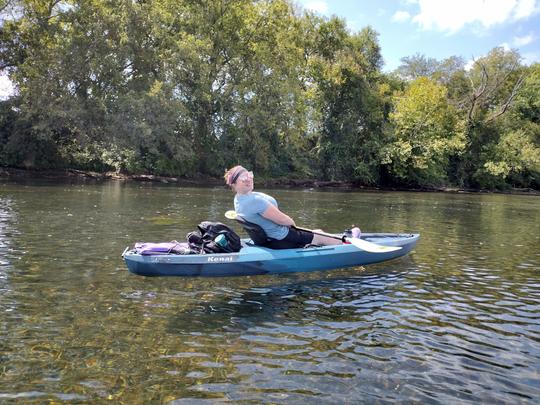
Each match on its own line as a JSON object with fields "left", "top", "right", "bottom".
{"left": 232, "top": 170, "right": 254, "bottom": 194}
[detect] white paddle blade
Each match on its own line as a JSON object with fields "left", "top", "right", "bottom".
{"left": 347, "top": 237, "right": 402, "bottom": 253}
{"left": 225, "top": 210, "right": 238, "bottom": 220}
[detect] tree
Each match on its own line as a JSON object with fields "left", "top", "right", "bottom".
{"left": 456, "top": 47, "right": 527, "bottom": 187}
{"left": 217, "top": 0, "right": 313, "bottom": 176}
{"left": 382, "top": 77, "right": 464, "bottom": 186}
{"left": 394, "top": 53, "right": 439, "bottom": 81}
{"left": 310, "top": 20, "right": 386, "bottom": 183}
{"left": 475, "top": 63, "right": 540, "bottom": 187}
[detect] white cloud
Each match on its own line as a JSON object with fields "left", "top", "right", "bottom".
{"left": 303, "top": 1, "right": 328, "bottom": 14}
{"left": 513, "top": 0, "right": 537, "bottom": 19}
{"left": 412, "top": 0, "right": 538, "bottom": 33}
{"left": 512, "top": 33, "right": 536, "bottom": 46}
{"left": 392, "top": 10, "right": 411, "bottom": 22}
{"left": 499, "top": 33, "right": 536, "bottom": 52}
{"left": 346, "top": 19, "right": 362, "bottom": 31}
{"left": 522, "top": 51, "right": 540, "bottom": 64}
{"left": 465, "top": 58, "right": 476, "bottom": 71}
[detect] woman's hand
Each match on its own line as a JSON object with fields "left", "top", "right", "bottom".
{"left": 262, "top": 204, "right": 296, "bottom": 227}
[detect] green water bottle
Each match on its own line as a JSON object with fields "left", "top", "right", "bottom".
{"left": 215, "top": 234, "right": 228, "bottom": 248}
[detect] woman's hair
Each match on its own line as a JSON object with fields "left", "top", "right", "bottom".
{"left": 224, "top": 165, "right": 247, "bottom": 186}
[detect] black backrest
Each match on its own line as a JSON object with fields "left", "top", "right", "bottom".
{"left": 235, "top": 216, "right": 270, "bottom": 246}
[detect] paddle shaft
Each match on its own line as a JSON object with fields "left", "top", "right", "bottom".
{"left": 293, "top": 226, "right": 344, "bottom": 242}
{"left": 294, "top": 225, "right": 401, "bottom": 252}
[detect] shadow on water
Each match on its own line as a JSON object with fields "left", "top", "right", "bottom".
{"left": 165, "top": 266, "right": 413, "bottom": 336}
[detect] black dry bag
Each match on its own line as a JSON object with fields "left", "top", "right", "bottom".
{"left": 187, "top": 221, "right": 242, "bottom": 254}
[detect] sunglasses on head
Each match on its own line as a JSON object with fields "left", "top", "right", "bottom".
{"left": 233, "top": 170, "right": 253, "bottom": 184}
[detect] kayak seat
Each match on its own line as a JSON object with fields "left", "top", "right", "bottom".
{"left": 235, "top": 216, "right": 275, "bottom": 246}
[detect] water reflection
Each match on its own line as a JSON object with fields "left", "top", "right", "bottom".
{"left": 0, "top": 195, "right": 21, "bottom": 335}
{"left": 118, "top": 265, "right": 539, "bottom": 403}
{"left": 164, "top": 271, "right": 409, "bottom": 335}
{"left": 0, "top": 195, "right": 16, "bottom": 269}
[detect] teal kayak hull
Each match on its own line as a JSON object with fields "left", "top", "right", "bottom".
{"left": 123, "top": 233, "right": 419, "bottom": 277}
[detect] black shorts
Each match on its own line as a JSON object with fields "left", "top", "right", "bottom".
{"left": 265, "top": 227, "right": 314, "bottom": 249}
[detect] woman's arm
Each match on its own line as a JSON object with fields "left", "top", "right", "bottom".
{"left": 261, "top": 204, "right": 296, "bottom": 227}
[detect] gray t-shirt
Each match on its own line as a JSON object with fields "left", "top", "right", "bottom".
{"left": 234, "top": 192, "right": 289, "bottom": 240}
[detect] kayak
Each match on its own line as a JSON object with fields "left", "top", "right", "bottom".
{"left": 123, "top": 233, "right": 420, "bottom": 277}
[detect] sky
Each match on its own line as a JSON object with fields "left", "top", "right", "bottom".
{"left": 296, "top": 0, "right": 540, "bottom": 71}
{"left": 1, "top": 0, "right": 540, "bottom": 99}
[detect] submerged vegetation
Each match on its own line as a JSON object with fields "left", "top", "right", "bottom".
{"left": 0, "top": 0, "right": 538, "bottom": 189}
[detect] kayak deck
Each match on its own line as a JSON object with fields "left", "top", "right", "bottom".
{"left": 123, "top": 233, "right": 420, "bottom": 277}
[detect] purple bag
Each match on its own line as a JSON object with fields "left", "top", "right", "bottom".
{"left": 134, "top": 241, "right": 191, "bottom": 255}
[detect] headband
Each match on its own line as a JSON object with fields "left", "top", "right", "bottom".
{"left": 226, "top": 166, "right": 247, "bottom": 186}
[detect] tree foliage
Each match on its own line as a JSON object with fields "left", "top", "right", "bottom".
{"left": 0, "top": 1, "right": 538, "bottom": 189}
{"left": 383, "top": 77, "right": 464, "bottom": 186}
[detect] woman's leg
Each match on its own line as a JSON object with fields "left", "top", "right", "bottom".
{"left": 312, "top": 233, "right": 342, "bottom": 246}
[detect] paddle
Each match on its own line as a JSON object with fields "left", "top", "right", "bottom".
{"left": 224, "top": 210, "right": 401, "bottom": 253}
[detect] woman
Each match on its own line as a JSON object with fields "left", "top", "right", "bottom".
{"left": 224, "top": 165, "right": 357, "bottom": 249}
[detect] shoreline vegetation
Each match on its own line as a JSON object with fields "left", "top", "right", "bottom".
{"left": 2, "top": 167, "right": 537, "bottom": 195}
{"left": 1, "top": 1, "right": 538, "bottom": 191}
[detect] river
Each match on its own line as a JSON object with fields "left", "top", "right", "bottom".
{"left": 0, "top": 179, "right": 539, "bottom": 403}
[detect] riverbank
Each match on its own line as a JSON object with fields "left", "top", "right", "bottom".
{"left": 1, "top": 167, "right": 538, "bottom": 195}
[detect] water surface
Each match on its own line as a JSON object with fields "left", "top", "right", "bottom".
{"left": 0, "top": 180, "right": 539, "bottom": 403}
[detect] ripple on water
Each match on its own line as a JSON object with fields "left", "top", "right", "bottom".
{"left": 1, "top": 183, "right": 540, "bottom": 403}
